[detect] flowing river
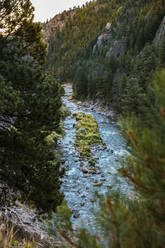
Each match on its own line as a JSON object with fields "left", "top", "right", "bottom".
{"left": 59, "top": 85, "right": 129, "bottom": 227}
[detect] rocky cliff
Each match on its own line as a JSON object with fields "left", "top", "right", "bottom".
{"left": 153, "top": 15, "right": 165, "bottom": 44}
{"left": 43, "top": 9, "right": 77, "bottom": 42}
{"left": 44, "top": 0, "right": 165, "bottom": 113}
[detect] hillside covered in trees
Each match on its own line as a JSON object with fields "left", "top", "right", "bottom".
{"left": 1, "top": 0, "right": 165, "bottom": 246}
{"left": 0, "top": 0, "right": 64, "bottom": 213}
{"left": 45, "top": 0, "right": 165, "bottom": 115}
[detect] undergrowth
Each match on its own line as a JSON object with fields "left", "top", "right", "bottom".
{"left": 74, "top": 112, "right": 104, "bottom": 165}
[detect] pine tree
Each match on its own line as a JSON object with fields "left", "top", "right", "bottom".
{"left": 159, "top": 35, "right": 165, "bottom": 64}
{"left": 73, "top": 64, "right": 88, "bottom": 97}
{"left": 0, "top": 0, "right": 64, "bottom": 212}
{"left": 120, "top": 76, "right": 146, "bottom": 113}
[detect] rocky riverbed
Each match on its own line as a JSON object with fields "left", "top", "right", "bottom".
{"left": 59, "top": 85, "right": 129, "bottom": 227}
{"left": 0, "top": 85, "right": 129, "bottom": 245}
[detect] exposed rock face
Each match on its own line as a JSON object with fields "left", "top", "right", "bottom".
{"left": 93, "top": 22, "right": 126, "bottom": 59}
{"left": 0, "top": 178, "right": 59, "bottom": 247}
{"left": 43, "top": 9, "right": 77, "bottom": 42}
{"left": 93, "top": 31, "right": 112, "bottom": 52}
{"left": 153, "top": 16, "right": 165, "bottom": 45}
{"left": 93, "top": 22, "right": 113, "bottom": 53}
{"left": 105, "top": 22, "right": 111, "bottom": 31}
{"left": 0, "top": 206, "right": 57, "bottom": 247}
{"left": 106, "top": 38, "right": 126, "bottom": 59}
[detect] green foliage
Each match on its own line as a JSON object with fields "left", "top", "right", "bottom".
{"left": 60, "top": 105, "right": 71, "bottom": 119}
{"left": 73, "top": 65, "right": 88, "bottom": 98}
{"left": 0, "top": 0, "right": 64, "bottom": 212}
{"left": 159, "top": 35, "right": 165, "bottom": 64}
{"left": 47, "top": 200, "right": 73, "bottom": 244}
{"left": 46, "top": 0, "right": 121, "bottom": 80}
{"left": 75, "top": 112, "right": 103, "bottom": 164}
{"left": 46, "top": 0, "right": 165, "bottom": 115}
{"left": 119, "top": 76, "right": 146, "bottom": 114}
{"left": 49, "top": 69, "right": 165, "bottom": 248}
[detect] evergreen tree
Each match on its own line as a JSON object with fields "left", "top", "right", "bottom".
{"left": 159, "top": 35, "right": 165, "bottom": 65}
{"left": 73, "top": 64, "right": 88, "bottom": 97}
{"left": 45, "top": 0, "right": 165, "bottom": 115}
{"left": 0, "top": 0, "right": 64, "bottom": 212}
{"left": 120, "top": 77, "right": 145, "bottom": 113}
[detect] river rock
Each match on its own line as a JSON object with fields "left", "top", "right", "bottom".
{"left": 72, "top": 210, "right": 80, "bottom": 219}
{"left": 107, "top": 185, "right": 113, "bottom": 189}
{"left": 81, "top": 167, "right": 89, "bottom": 174}
{"left": 81, "top": 194, "right": 86, "bottom": 198}
{"left": 100, "top": 178, "right": 106, "bottom": 182}
{"left": 93, "top": 182, "right": 103, "bottom": 187}
{"left": 80, "top": 162, "right": 83, "bottom": 167}
{"left": 94, "top": 164, "right": 99, "bottom": 168}
{"left": 64, "top": 165, "right": 69, "bottom": 169}
{"left": 61, "top": 158, "right": 65, "bottom": 164}
{"left": 72, "top": 225, "right": 77, "bottom": 231}
{"left": 90, "top": 170, "right": 97, "bottom": 175}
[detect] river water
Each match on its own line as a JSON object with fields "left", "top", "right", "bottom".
{"left": 59, "top": 86, "right": 129, "bottom": 227}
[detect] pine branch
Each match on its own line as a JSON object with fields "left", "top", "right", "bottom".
{"left": 119, "top": 168, "right": 155, "bottom": 193}
{"left": 59, "top": 230, "right": 78, "bottom": 248}
{"left": 145, "top": 156, "right": 165, "bottom": 177}
{"left": 160, "top": 107, "right": 165, "bottom": 120}
{"left": 105, "top": 197, "right": 121, "bottom": 248}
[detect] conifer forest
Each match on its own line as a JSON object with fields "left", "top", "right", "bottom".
{"left": 0, "top": 0, "right": 165, "bottom": 247}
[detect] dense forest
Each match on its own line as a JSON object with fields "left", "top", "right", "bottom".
{"left": 0, "top": 0, "right": 165, "bottom": 247}
{"left": 46, "top": 0, "right": 165, "bottom": 115}
{"left": 0, "top": 0, "right": 64, "bottom": 213}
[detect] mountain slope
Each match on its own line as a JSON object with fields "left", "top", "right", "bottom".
{"left": 42, "top": 8, "right": 77, "bottom": 41}
{"left": 44, "top": 0, "right": 121, "bottom": 79}
{"left": 44, "top": 0, "right": 165, "bottom": 115}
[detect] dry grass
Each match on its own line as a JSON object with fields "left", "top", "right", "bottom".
{"left": 0, "top": 221, "right": 38, "bottom": 248}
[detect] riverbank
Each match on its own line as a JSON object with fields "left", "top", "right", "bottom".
{"left": 62, "top": 83, "right": 118, "bottom": 121}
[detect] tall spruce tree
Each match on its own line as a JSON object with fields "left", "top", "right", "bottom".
{"left": 0, "top": 0, "right": 64, "bottom": 212}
